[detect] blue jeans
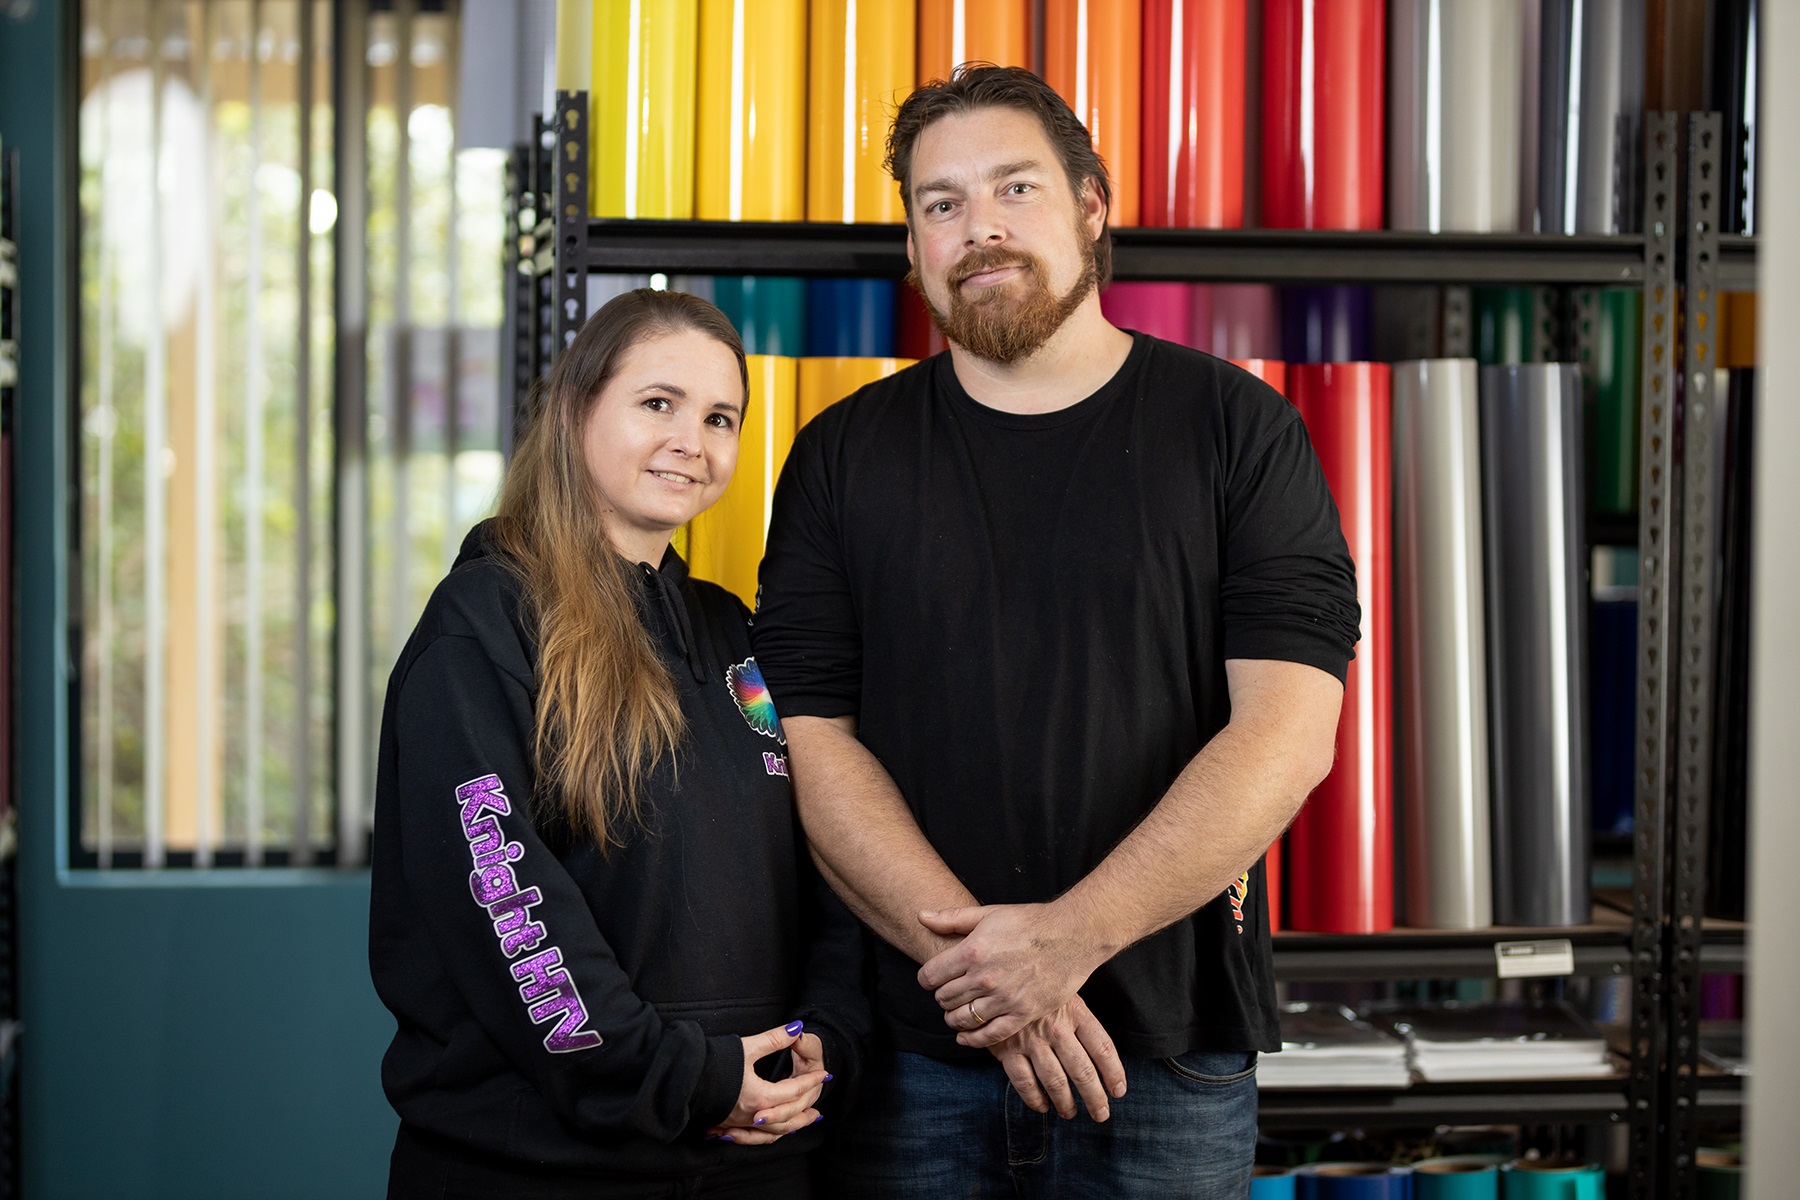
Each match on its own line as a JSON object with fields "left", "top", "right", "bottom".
{"left": 816, "top": 1047, "right": 1258, "bottom": 1198}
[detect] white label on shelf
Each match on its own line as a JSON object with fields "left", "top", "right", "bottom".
{"left": 1495, "top": 939, "right": 1576, "bottom": 978}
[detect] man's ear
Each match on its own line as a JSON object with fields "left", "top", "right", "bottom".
{"left": 905, "top": 220, "right": 916, "bottom": 268}
{"left": 1081, "top": 178, "right": 1109, "bottom": 237}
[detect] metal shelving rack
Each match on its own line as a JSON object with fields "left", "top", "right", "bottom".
{"left": 0, "top": 140, "right": 20, "bottom": 1200}
{"left": 504, "top": 94, "right": 1753, "bottom": 1198}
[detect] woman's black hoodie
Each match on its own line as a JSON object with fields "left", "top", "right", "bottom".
{"left": 368, "top": 521, "right": 868, "bottom": 1177}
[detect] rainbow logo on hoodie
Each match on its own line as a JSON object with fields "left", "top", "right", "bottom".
{"left": 726, "top": 658, "right": 785, "bottom": 745}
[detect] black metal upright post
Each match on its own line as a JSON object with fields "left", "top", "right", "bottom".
{"left": 553, "top": 91, "right": 588, "bottom": 358}
{"left": 1627, "top": 111, "right": 1681, "bottom": 1200}
{"left": 1667, "top": 111, "right": 1724, "bottom": 1200}
{"left": 0, "top": 142, "right": 20, "bottom": 1200}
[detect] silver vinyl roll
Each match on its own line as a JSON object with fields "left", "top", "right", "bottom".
{"left": 1479, "top": 364, "right": 1591, "bottom": 927}
{"left": 1535, "top": 0, "right": 1645, "bottom": 234}
{"left": 1395, "top": 361, "right": 1493, "bottom": 929}
{"left": 1389, "top": 0, "right": 1523, "bottom": 232}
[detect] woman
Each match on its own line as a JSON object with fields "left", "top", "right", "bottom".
{"left": 370, "top": 289, "right": 866, "bottom": 1199}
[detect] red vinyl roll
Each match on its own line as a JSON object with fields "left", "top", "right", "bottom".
{"left": 1285, "top": 362, "right": 1394, "bottom": 933}
{"left": 896, "top": 286, "right": 949, "bottom": 359}
{"left": 1261, "top": 0, "right": 1385, "bottom": 230}
{"left": 1045, "top": 0, "right": 1142, "bottom": 226}
{"left": 1266, "top": 837, "right": 1284, "bottom": 932}
{"left": 1141, "top": 0, "right": 1247, "bottom": 228}
{"left": 1230, "top": 358, "right": 1287, "bottom": 395}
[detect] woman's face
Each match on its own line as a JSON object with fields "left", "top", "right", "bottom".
{"left": 581, "top": 328, "right": 744, "bottom": 564}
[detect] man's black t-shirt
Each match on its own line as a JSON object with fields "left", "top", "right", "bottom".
{"left": 751, "top": 333, "right": 1361, "bottom": 1059}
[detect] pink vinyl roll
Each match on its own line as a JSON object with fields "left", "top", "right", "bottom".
{"left": 1101, "top": 283, "right": 1194, "bottom": 345}
{"left": 1194, "top": 284, "right": 1281, "bottom": 360}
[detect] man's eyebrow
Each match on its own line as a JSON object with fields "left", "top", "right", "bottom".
{"left": 914, "top": 160, "right": 1046, "bottom": 200}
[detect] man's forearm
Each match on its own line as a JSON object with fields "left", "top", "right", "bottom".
{"left": 785, "top": 715, "right": 976, "bottom": 964}
{"left": 1055, "top": 660, "right": 1341, "bottom": 958}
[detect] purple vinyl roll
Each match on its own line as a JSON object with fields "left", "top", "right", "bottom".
{"left": 1282, "top": 287, "right": 1374, "bottom": 363}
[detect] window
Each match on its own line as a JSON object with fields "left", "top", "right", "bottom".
{"left": 76, "top": 0, "right": 513, "bottom": 868}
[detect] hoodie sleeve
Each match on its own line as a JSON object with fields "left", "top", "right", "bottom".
{"left": 792, "top": 856, "right": 873, "bottom": 1117}
{"left": 391, "top": 632, "right": 745, "bottom": 1141}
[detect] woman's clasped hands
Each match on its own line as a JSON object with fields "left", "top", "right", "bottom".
{"left": 704, "top": 1020, "right": 831, "bottom": 1145}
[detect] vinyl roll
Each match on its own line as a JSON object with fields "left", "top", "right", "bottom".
{"left": 807, "top": 0, "right": 915, "bottom": 224}
{"left": 1710, "top": 0, "right": 1759, "bottom": 234}
{"left": 1590, "top": 588, "right": 1637, "bottom": 837}
{"left": 590, "top": 0, "right": 699, "bottom": 219}
{"left": 1699, "top": 973, "right": 1742, "bottom": 1020}
{"left": 555, "top": 0, "right": 592, "bottom": 91}
{"left": 1264, "top": 836, "right": 1283, "bottom": 932}
{"left": 917, "top": 0, "right": 1030, "bottom": 83}
{"left": 1252, "top": 1165, "right": 1298, "bottom": 1200}
{"left": 685, "top": 355, "right": 798, "bottom": 607}
{"left": 896, "top": 287, "right": 950, "bottom": 359}
{"left": 1646, "top": 0, "right": 1706, "bottom": 112}
{"left": 1534, "top": 0, "right": 1644, "bottom": 234}
{"left": 1474, "top": 289, "right": 1535, "bottom": 366}
{"left": 1707, "top": 369, "right": 1755, "bottom": 920}
{"left": 806, "top": 279, "right": 897, "bottom": 357}
{"left": 1101, "top": 283, "right": 1195, "bottom": 345}
{"left": 1578, "top": 289, "right": 1641, "bottom": 516}
{"left": 1719, "top": 292, "right": 1757, "bottom": 368}
{"left": 1297, "top": 1163, "right": 1412, "bottom": 1199}
{"left": 1388, "top": 0, "right": 1522, "bottom": 232}
{"left": 798, "top": 357, "right": 918, "bottom": 427}
{"left": 1696, "top": 1149, "right": 1743, "bottom": 1200}
{"left": 1480, "top": 365, "right": 1590, "bottom": 927}
{"left": 1286, "top": 363, "right": 1394, "bottom": 934}
{"left": 1232, "top": 359, "right": 1288, "bottom": 394}
{"left": 713, "top": 277, "right": 808, "bottom": 356}
{"left": 1499, "top": 1158, "right": 1603, "bottom": 1200}
{"left": 1141, "top": 0, "right": 1247, "bottom": 228}
{"left": 1045, "top": 0, "right": 1143, "bottom": 226}
{"left": 1197, "top": 285, "right": 1281, "bottom": 359}
{"left": 1394, "top": 360, "right": 1492, "bottom": 930}
{"left": 1414, "top": 1156, "right": 1504, "bottom": 1200}
{"left": 696, "top": 0, "right": 807, "bottom": 221}
{"left": 1261, "top": 0, "right": 1386, "bottom": 230}
{"left": 1281, "top": 287, "right": 1373, "bottom": 364}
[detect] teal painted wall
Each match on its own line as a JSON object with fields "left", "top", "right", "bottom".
{"left": 1, "top": 4, "right": 398, "bottom": 1196}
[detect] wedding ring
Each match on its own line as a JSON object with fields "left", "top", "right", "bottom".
{"left": 968, "top": 1001, "right": 987, "bottom": 1026}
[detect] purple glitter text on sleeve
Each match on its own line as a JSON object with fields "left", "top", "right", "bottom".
{"left": 454, "top": 773, "right": 603, "bottom": 1054}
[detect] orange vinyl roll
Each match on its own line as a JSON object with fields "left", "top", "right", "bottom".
{"left": 1045, "top": 0, "right": 1142, "bottom": 227}
{"left": 1230, "top": 358, "right": 1287, "bottom": 395}
{"left": 686, "top": 356, "right": 798, "bottom": 606}
{"left": 798, "top": 357, "right": 919, "bottom": 427}
{"left": 696, "top": 0, "right": 808, "bottom": 221}
{"left": 918, "top": 0, "right": 1031, "bottom": 83}
{"left": 1720, "top": 292, "right": 1757, "bottom": 368}
{"left": 1260, "top": 0, "right": 1385, "bottom": 230}
{"left": 807, "top": 0, "right": 916, "bottom": 224}
{"left": 1141, "top": 0, "right": 1247, "bottom": 228}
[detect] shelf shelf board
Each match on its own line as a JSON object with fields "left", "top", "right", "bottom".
{"left": 1258, "top": 1076, "right": 1631, "bottom": 1127}
{"left": 1719, "top": 234, "right": 1758, "bottom": 291}
{"left": 580, "top": 220, "right": 1658, "bottom": 285}
{"left": 1273, "top": 908, "right": 1632, "bottom": 981}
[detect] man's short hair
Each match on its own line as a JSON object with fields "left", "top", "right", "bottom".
{"left": 885, "top": 64, "right": 1115, "bottom": 288}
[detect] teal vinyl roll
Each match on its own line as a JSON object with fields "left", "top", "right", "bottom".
{"left": 1414, "top": 1155, "right": 1505, "bottom": 1200}
{"left": 1253, "top": 1164, "right": 1299, "bottom": 1200}
{"left": 1298, "top": 1163, "right": 1412, "bottom": 1199}
{"left": 1696, "top": 1149, "right": 1743, "bottom": 1200}
{"left": 1500, "top": 1158, "right": 1604, "bottom": 1200}
{"left": 712, "top": 276, "right": 808, "bottom": 356}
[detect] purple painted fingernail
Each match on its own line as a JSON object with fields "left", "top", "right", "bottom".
{"left": 813, "top": 1113, "right": 825, "bottom": 1124}
{"left": 754, "top": 1117, "right": 766, "bottom": 1126}
{"left": 784, "top": 1020, "right": 805, "bottom": 1037}
{"left": 824, "top": 1073, "right": 834, "bottom": 1083}
{"left": 704, "top": 1134, "right": 722, "bottom": 1141}
{"left": 721, "top": 1134, "right": 735, "bottom": 1143}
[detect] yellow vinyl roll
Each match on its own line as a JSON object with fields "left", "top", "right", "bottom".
{"left": 1719, "top": 291, "right": 1757, "bottom": 368}
{"left": 798, "top": 357, "right": 917, "bottom": 426}
{"left": 555, "top": 0, "right": 593, "bottom": 92}
{"left": 591, "top": 0, "right": 699, "bottom": 219}
{"left": 807, "top": 0, "right": 916, "bottom": 224}
{"left": 687, "top": 356, "right": 798, "bottom": 606}
{"left": 697, "top": 0, "right": 808, "bottom": 221}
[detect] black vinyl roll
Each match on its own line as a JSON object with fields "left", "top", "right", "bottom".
{"left": 1480, "top": 364, "right": 1592, "bottom": 927}
{"left": 1535, "top": 0, "right": 1645, "bottom": 234}
{"left": 1708, "top": 0, "right": 1759, "bottom": 234}
{"left": 1707, "top": 368, "right": 1755, "bottom": 920}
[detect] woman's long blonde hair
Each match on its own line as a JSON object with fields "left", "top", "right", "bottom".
{"left": 492, "top": 289, "right": 749, "bottom": 850}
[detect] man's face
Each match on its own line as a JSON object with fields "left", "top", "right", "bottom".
{"left": 904, "top": 107, "right": 1106, "bottom": 365}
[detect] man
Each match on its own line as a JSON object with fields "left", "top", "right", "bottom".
{"left": 751, "top": 65, "right": 1359, "bottom": 1196}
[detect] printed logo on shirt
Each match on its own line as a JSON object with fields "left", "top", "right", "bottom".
{"left": 1228, "top": 872, "right": 1251, "bottom": 935}
{"left": 726, "top": 657, "right": 786, "bottom": 744}
{"left": 456, "top": 773, "right": 604, "bottom": 1054}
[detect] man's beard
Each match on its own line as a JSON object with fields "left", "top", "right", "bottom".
{"left": 908, "top": 227, "right": 1099, "bottom": 366}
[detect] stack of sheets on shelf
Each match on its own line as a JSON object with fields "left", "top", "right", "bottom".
{"left": 1258, "top": 1003, "right": 1412, "bottom": 1089}
{"left": 1373, "top": 1001, "right": 1618, "bottom": 1082}
{"left": 1699, "top": 1021, "right": 1749, "bottom": 1076}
